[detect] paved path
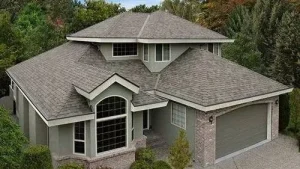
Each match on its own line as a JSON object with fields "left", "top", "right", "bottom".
{"left": 152, "top": 134, "right": 300, "bottom": 169}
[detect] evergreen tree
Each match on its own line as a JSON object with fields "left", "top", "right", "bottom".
{"left": 130, "top": 4, "right": 160, "bottom": 13}
{"left": 288, "top": 89, "right": 300, "bottom": 133}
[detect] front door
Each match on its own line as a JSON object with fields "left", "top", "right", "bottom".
{"left": 143, "top": 110, "right": 149, "bottom": 130}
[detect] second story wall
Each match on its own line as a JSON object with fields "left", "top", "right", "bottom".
{"left": 99, "top": 43, "right": 143, "bottom": 61}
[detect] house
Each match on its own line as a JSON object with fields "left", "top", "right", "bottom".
{"left": 6, "top": 11, "right": 292, "bottom": 168}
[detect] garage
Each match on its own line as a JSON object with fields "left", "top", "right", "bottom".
{"left": 216, "top": 104, "right": 270, "bottom": 160}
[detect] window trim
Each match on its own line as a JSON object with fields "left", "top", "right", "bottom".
{"left": 171, "top": 102, "right": 186, "bottom": 130}
{"left": 112, "top": 43, "right": 139, "bottom": 57}
{"left": 94, "top": 95, "right": 129, "bottom": 156}
{"left": 206, "top": 43, "right": 220, "bottom": 56}
{"left": 73, "top": 121, "right": 86, "bottom": 156}
{"left": 143, "top": 110, "right": 150, "bottom": 130}
{"left": 143, "top": 44, "right": 149, "bottom": 62}
{"left": 155, "top": 44, "right": 171, "bottom": 62}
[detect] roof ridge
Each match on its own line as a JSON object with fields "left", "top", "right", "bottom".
{"left": 137, "top": 13, "right": 151, "bottom": 38}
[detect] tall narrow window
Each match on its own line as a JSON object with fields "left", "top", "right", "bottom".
{"left": 113, "top": 43, "right": 138, "bottom": 56}
{"left": 74, "top": 121, "right": 85, "bottom": 154}
{"left": 156, "top": 44, "right": 171, "bottom": 62}
{"left": 96, "top": 96, "right": 127, "bottom": 153}
{"left": 171, "top": 103, "right": 186, "bottom": 129}
{"left": 208, "top": 44, "right": 214, "bottom": 53}
{"left": 207, "top": 43, "right": 220, "bottom": 56}
{"left": 143, "top": 44, "right": 149, "bottom": 61}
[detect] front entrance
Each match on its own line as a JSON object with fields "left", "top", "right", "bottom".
{"left": 143, "top": 110, "right": 150, "bottom": 130}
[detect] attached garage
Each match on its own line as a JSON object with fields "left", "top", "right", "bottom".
{"left": 216, "top": 104, "right": 271, "bottom": 160}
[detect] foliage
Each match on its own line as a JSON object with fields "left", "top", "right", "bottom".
{"left": 152, "top": 160, "right": 172, "bottom": 169}
{"left": 279, "top": 94, "right": 291, "bottom": 131}
{"left": 135, "top": 148, "right": 155, "bottom": 164}
{"left": 58, "top": 162, "right": 84, "bottom": 169}
{"left": 21, "top": 145, "right": 53, "bottom": 169}
{"left": 130, "top": 160, "right": 151, "bottom": 169}
{"left": 130, "top": 4, "right": 160, "bottom": 13}
{"left": 288, "top": 89, "right": 300, "bottom": 133}
{"left": 0, "top": 106, "right": 27, "bottom": 169}
{"left": 161, "top": 0, "right": 203, "bottom": 22}
{"left": 168, "top": 130, "right": 191, "bottom": 169}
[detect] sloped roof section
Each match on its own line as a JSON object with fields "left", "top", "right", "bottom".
{"left": 132, "top": 91, "right": 167, "bottom": 107}
{"left": 67, "top": 11, "right": 228, "bottom": 40}
{"left": 156, "top": 48, "right": 290, "bottom": 107}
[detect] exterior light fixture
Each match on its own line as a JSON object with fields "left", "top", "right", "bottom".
{"left": 275, "top": 99, "right": 279, "bottom": 105}
{"left": 209, "top": 116, "right": 214, "bottom": 124}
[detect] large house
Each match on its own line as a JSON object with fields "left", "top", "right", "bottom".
{"left": 7, "top": 11, "right": 292, "bottom": 168}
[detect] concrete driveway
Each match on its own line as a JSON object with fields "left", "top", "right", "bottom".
{"left": 206, "top": 134, "right": 300, "bottom": 169}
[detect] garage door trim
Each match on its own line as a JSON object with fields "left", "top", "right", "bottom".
{"left": 215, "top": 103, "right": 272, "bottom": 163}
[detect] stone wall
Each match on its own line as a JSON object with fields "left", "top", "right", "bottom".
{"left": 195, "top": 97, "right": 279, "bottom": 167}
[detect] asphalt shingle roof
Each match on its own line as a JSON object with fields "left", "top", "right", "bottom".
{"left": 157, "top": 48, "right": 290, "bottom": 106}
{"left": 68, "top": 11, "right": 227, "bottom": 40}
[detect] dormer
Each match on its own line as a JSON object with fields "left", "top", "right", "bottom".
{"left": 66, "top": 11, "right": 234, "bottom": 72}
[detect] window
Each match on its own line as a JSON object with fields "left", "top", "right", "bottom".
{"left": 96, "top": 96, "right": 127, "bottom": 154}
{"left": 171, "top": 103, "right": 186, "bottom": 129}
{"left": 113, "top": 43, "right": 138, "bottom": 56}
{"left": 74, "top": 121, "right": 85, "bottom": 154}
{"left": 143, "top": 44, "right": 149, "bottom": 61}
{"left": 207, "top": 43, "right": 220, "bottom": 56}
{"left": 156, "top": 44, "right": 171, "bottom": 61}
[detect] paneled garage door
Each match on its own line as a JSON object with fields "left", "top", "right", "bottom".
{"left": 216, "top": 104, "right": 268, "bottom": 159}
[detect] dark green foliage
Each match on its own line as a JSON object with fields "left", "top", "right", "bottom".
{"left": 279, "top": 94, "right": 290, "bottom": 131}
{"left": 58, "top": 162, "right": 84, "bottom": 169}
{"left": 21, "top": 145, "right": 53, "bottom": 169}
{"left": 130, "top": 160, "right": 151, "bottom": 169}
{"left": 168, "top": 130, "right": 191, "bottom": 169}
{"left": 135, "top": 148, "right": 155, "bottom": 164}
{"left": 130, "top": 4, "right": 160, "bottom": 13}
{"left": 0, "top": 106, "right": 27, "bottom": 169}
{"left": 153, "top": 160, "right": 172, "bottom": 169}
{"left": 287, "top": 89, "right": 300, "bottom": 134}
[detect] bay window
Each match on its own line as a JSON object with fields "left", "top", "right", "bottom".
{"left": 113, "top": 43, "right": 138, "bottom": 57}
{"left": 74, "top": 121, "right": 85, "bottom": 155}
{"left": 143, "top": 44, "right": 149, "bottom": 61}
{"left": 156, "top": 44, "right": 171, "bottom": 62}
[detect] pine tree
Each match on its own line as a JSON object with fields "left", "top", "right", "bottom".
{"left": 168, "top": 130, "right": 191, "bottom": 169}
{"left": 288, "top": 89, "right": 300, "bottom": 133}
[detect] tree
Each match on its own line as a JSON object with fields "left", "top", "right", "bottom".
{"left": 272, "top": 11, "right": 300, "bottom": 87}
{"left": 288, "top": 89, "right": 300, "bottom": 133}
{"left": 130, "top": 4, "right": 160, "bottom": 13}
{"left": 70, "top": 0, "right": 125, "bottom": 33}
{"left": 0, "top": 106, "right": 27, "bottom": 169}
{"left": 161, "top": 0, "right": 203, "bottom": 22}
{"left": 168, "top": 130, "right": 191, "bottom": 169}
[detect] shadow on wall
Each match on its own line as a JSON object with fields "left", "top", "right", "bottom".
{"left": 0, "top": 96, "right": 13, "bottom": 112}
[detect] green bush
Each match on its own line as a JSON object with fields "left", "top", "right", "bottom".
{"left": 135, "top": 148, "right": 155, "bottom": 164}
{"left": 130, "top": 160, "right": 151, "bottom": 169}
{"left": 21, "top": 145, "right": 53, "bottom": 169}
{"left": 58, "top": 162, "right": 84, "bottom": 169}
{"left": 153, "top": 160, "right": 172, "bottom": 169}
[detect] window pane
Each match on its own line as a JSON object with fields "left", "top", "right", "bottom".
{"left": 97, "top": 118, "right": 126, "bottom": 153}
{"left": 172, "top": 103, "right": 186, "bottom": 129}
{"left": 156, "top": 44, "right": 162, "bottom": 61}
{"left": 144, "top": 44, "right": 149, "bottom": 61}
{"left": 74, "top": 122, "right": 85, "bottom": 140}
{"left": 213, "top": 44, "right": 219, "bottom": 55}
{"left": 75, "top": 141, "right": 85, "bottom": 154}
{"left": 97, "top": 97, "right": 126, "bottom": 119}
{"left": 208, "top": 44, "right": 214, "bottom": 53}
{"left": 163, "top": 44, "right": 170, "bottom": 61}
{"left": 113, "top": 43, "right": 137, "bottom": 56}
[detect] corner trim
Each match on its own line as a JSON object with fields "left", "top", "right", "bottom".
{"left": 155, "top": 88, "right": 293, "bottom": 112}
{"left": 131, "top": 101, "right": 168, "bottom": 112}
{"left": 74, "top": 74, "right": 140, "bottom": 100}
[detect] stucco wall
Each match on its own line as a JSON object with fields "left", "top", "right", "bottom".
{"left": 17, "top": 89, "right": 29, "bottom": 138}
{"left": 133, "top": 111, "right": 143, "bottom": 140}
{"left": 151, "top": 101, "right": 196, "bottom": 156}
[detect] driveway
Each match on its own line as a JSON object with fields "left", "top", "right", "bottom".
{"left": 205, "top": 134, "right": 300, "bottom": 169}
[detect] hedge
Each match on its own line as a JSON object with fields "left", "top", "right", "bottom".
{"left": 58, "top": 162, "right": 84, "bottom": 169}
{"left": 135, "top": 148, "right": 155, "bottom": 164}
{"left": 152, "top": 160, "right": 172, "bottom": 169}
{"left": 21, "top": 145, "right": 53, "bottom": 169}
{"left": 130, "top": 160, "right": 151, "bottom": 169}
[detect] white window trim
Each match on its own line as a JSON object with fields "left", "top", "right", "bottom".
{"left": 171, "top": 102, "right": 186, "bottom": 130}
{"left": 73, "top": 121, "right": 86, "bottom": 156}
{"left": 143, "top": 110, "right": 150, "bottom": 130}
{"left": 143, "top": 44, "right": 149, "bottom": 62}
{"left": 155, "top": 44, "right": 172, "bottom": 62}
{"left": 112, "top": 43, "right": 139, "bottom": 57}
{"left": 94, "top": 95, "right": 129, "bottom": 157}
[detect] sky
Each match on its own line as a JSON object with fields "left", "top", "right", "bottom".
{"left": 82, "top": 0, "right": 162, "bottom": 9}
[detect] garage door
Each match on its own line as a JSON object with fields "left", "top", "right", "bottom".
{"left": 216, "top": 104, "right": 268, "bottom": 159}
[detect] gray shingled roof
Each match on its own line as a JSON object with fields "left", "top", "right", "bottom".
{"left": 157, "top": 48, "right": 290, "bottom": 106}
{"left": 7, "top": 42, "right": 290, "bottom": 121}
{"left": 68, "top": 11, "right": 227, "bottom": 40}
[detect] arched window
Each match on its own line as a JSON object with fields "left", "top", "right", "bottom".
{"left": 96, "top": 96, "right": 127, "bottom": 153}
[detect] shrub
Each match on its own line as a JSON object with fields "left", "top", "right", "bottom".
{"left": 168, "top": 130, "right": 191, "bottom": 169}
{"left": 58, "top": 162, "right": 84, "bottom": 169}
{"left": 130, "top": 160, "right": 151, "bottom": 169}
{"left": 21, "top": 145, "right": 53, "bottom": 169}
{"left": 153, "top": 160, "right": 172, "bottom": 169}
{"left": 0, "top": 106, "right": 28, "bottom": 169}
{"left": 288, "top": 89, "right": 300, "bottom": 134}
{"left": 135, "top": 148, "right": 155, "bottom": 164}
{"left": 279, "top": 94, "right": 290, "bottom": 131}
